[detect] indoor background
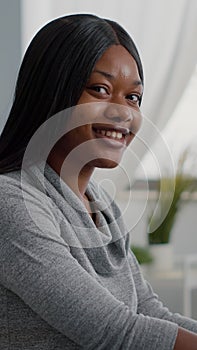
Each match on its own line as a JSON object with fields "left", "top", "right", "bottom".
{"left": 0, "top": 0, "right": 197, "bottom": 317}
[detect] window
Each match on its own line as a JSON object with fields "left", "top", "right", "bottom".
{"left": 137, "top": 64, "right": 197, "bottom": 180}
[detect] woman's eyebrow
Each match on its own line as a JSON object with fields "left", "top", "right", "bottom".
{"left": 92, "top": 70, "right": 143, "bottom": 87}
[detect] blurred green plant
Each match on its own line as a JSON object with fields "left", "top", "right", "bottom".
{"left": 131, "top": 245, "right": 153, "bottom": 265}
{"left": 148, "top": 149, "right": 197, "bottom": 244}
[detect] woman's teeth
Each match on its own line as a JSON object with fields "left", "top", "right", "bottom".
{"left": 96, "top": 129, "right": 123, "bottom": 139}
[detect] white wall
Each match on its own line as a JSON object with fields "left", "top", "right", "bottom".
{"left": 0, "top": 0, "right": 21, "bottom": 131}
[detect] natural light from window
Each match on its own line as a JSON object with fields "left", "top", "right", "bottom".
{"left": 137, "top": 64, "right": 197, "bottom": 179}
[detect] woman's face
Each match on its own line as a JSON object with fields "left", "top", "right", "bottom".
{"left": 55, "top": 45, "right": 143, "bottom": 169}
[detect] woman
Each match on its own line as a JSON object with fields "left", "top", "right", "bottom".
{"left": 0, "top": 13, "right": 197, "bottom": 350}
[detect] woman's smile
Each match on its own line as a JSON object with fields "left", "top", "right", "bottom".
{"left": 48, "top": 44, "right": 143, "bottom": 172}
{"left": 92, "top": 124, "right": 131, "bottom": 147}
{"left": 64, "top": 45, "right": 142, "bottom": 167}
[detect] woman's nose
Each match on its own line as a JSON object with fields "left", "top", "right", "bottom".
{"left": 103, "top": 103, "right": 132, "bottom": 123}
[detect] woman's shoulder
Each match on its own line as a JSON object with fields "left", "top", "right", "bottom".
{"left": 0, "top": 168, "right": 60, "bottom": 235}
{"left": 0, "top": 171, "right": 27, "bottom": 231}
{"left": 0, "top": 170, "right": 22, "bottom": 195}
{"left": 0, "top": 167, "right": 52, "bottom": 211}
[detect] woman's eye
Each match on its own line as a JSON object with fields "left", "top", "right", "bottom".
{"left": 127, "top": 94, "right": 141, "bottom": 105}
{"left": 88, "top": 86, "right": 108, "bottom": 94}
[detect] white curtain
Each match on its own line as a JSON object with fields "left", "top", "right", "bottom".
{"left": 21, "top": 0, "right": 197, "bottom": 188}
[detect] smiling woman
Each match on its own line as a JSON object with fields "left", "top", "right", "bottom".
{"left": 0, "top": 13, "right": 197, "bottom": 350}
{"left": 47, "top": 45, "right": 143, "bottom": 194}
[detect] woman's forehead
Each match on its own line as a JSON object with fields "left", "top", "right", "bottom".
{"left": 92, "top": 45, "right": 142, "bottom": 86}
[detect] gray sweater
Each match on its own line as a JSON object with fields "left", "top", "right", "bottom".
{"left": 0, "top": 163, "right": 197, "bottom": 350}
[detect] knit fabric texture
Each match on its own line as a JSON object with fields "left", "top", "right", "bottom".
{"left": 0, "top": 163, "right": 197, "bottom": 349}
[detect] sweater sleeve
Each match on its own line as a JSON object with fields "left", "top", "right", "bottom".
{"left": 128, "top": 249, "right": 197, "bottom": 334}
{"left": 0, "top": 175, "right": 179, "bottom": 350}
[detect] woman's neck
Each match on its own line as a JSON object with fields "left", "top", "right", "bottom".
{"left": 47, "top": 151, "right": 94, "bottom": 200}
